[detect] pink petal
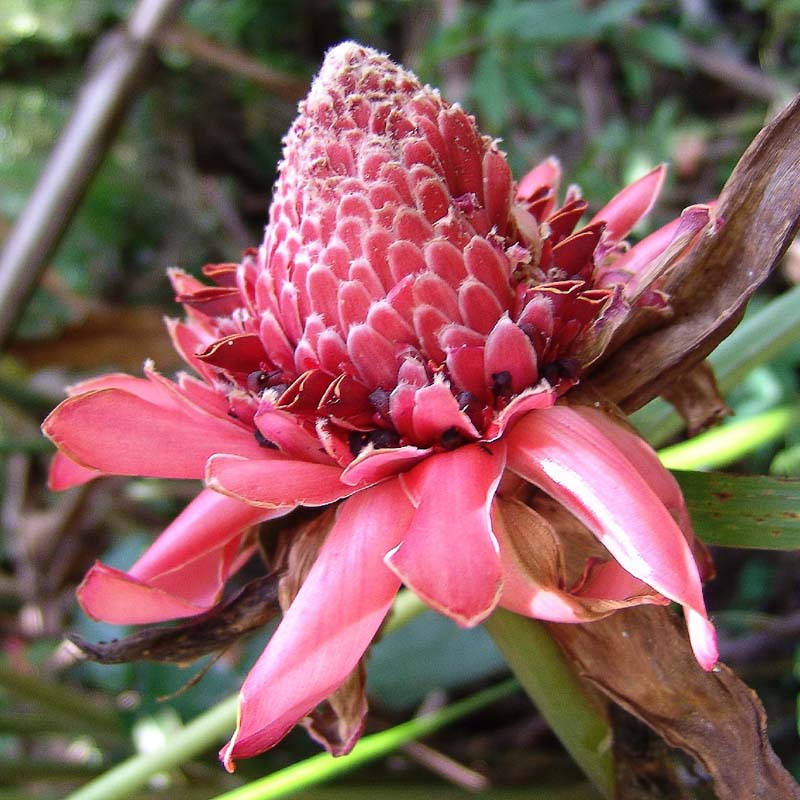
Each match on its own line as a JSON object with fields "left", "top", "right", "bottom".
{"left": 516, "top": 156, "right": 561, "bottom": 200}
{"left": 166, "top": 318, "right": 218, "bottom": 383}
{"left": 78, "top": 490, "right": 276, "bottom": 624}
{"left": 65, "top": 370, "right": 178, "bottom": 405}
{"left": 196, "top": 333, "right": 267, "bottom": 373}
{"left": 365, "top": 301, "right": 416, "bottom": 344}
{"left": 78, "top": 562, "right": 222, "bottom": 624}
{"left": 387, "top": 443, "right": 506, "bottom": 626}
{"left": 506, "top": 406, "right": 718, "bottom": 669}
{"left": 494, "top": 502, "right": 586, "bottom": 623}
{"left": 458, "top": 278, "right": 504, "bottom": 335}
{"left": 484, "top": 385, "right": 557, "bottom": 440}
{"left": 483, "top": 148, "right": 512, "bottom": 230}
{"left": 43, "top": 389, "right": 269, "bottom": 479}
{"left": 483, "top": 315, "right": 539, "bottom": 394}
{"left": 413, "top": 305, "right": 450, "bottom": 363}
{"left": 206, "top": 454, "right": 355, "bottom": 508}
{"left": 495, "top": 500, "right": 665, "bottom": 622}
{"left": 347, "top": 324, "right": 398, "bottom": 388}
{"left": 341, "top": 444, "right": 432, "bottom": 486}
{"left": 221, "top": 480, "right": 412, "bottom": 768}
{"left": 589, "top": 164, "right": 666, "bottom": 242}
{"left": 439, "top": 106, "right": 484, "bottom": 200}
{"left": 48, "top": 452, "right": 102, "bottom": 490}
{"left": 464, "top": 237, "right": 512, "bottom": 305}
{"left": 411, "top": 379, "right": 479, "bottom": 445}
{"left": 569, "top": 405, "right": 714, "bottom": 580}
{"left": 255, "top": 406, "right": 334, "bottom": 465}
{"left": 337, "top": 280, "right": 373, "bottom": 332}
{"left": 411, "top": 272, "right": 461, "bottom": 323}
{"left": 424, "top": 239, "right": 468, "bottom": 286}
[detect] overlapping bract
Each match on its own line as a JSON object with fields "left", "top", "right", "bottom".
{"left": 43, "top": 42, "right": 718, "bottom": 769}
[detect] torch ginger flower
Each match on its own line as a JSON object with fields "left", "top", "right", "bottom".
{"left": 43, "top": 42, "right": 719, "bottom": 768}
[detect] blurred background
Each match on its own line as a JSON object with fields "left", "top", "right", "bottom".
{"left": 1, "top": 1, "right": 799, "bottom": 798}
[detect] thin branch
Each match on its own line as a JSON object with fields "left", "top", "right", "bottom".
{"left": 680, "top": 37, "right": 796, "bottom": 103}
{"left": 0, "top": 0, "right": 185, "bottom": 347}
{"left": 158, "top": 23, "right": 308, "bottom": 100}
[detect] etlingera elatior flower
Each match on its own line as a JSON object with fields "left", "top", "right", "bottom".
{"left": 43, "top": 42, "right": 719, "bottom": 768}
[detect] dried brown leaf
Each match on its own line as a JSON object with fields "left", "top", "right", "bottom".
{"left": 589, "top": 94, "right": 800, "bottom": 411}
{"left": 550, "top": 606, "right": 800, "bottom": 800}
{"left": 302, "top": 662, "right": 368, "bottom": 756}
{"left": 610, "top": 705, "right": 691, "bottom": 800}
{"left": 69, "top": 574, "right": 279, "bottom": 665}
{"left": 660, "top": 360, "right": 730, "bottom": 434}
{"left": 10, "top": 306, "right": 180, "bottom": 372}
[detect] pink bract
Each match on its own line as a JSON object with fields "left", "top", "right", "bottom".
{"left": 43, "top": 42, "right": 718, "bottom": 769}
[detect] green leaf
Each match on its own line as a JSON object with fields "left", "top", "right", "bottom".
{"left": 771, "top": 441, "right": 800, "bottom": 476}
{"left": 368, "top": 611, "right": 505, "bottom": 709}
{"left": 473, "top": 50, "right": 509, "bottom": 131}
{"left": 674, "top": 470, "right": 800, "bottom": 549}
{"left": 629, "top": 23, "right": 688, "bottom": 69}
{"left": 632, "top": 280, "right": 800, "bottom": 447}
{"left": 486, "top": 0, "right": 645, "bottom": 43}
{"left": 657, "top": 405, "right": 800, "bottom": 471}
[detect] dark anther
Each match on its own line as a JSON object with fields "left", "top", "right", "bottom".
{"left": 246, "top": 369, "right": 285, "bottom": 395}
{"left": 270, "top": 383, "right": 289, "bottom": 397}
{"left": 543, "top": 358, "right": 581, "bottom": 385}
{"left": 491, "top": 370, "right": 513, "bottom": 398}
{"left": 440, "top": 426, "right": 466, "bottom": 451}
{"left": 348, "top": 431, "right": 368, "bottom": 457}
{"left": 348, "top": 428, "right": 401, "bottom": 457}
{"left": 368, "top": 387, "right": 391, "bottom": 418}
{"left": 456, "top": 391, "right": 476, "bottom": 410}
{"left": 254, "top": 429, "right": 278, "bottom": 449}
{"left": 456, "top": 391, "right": 487, "bottom": 431}
{"left": 368, "top": 429, "right": 400, "bottom": 450}
{"left": 247, "top": 370, "right": 270, "bottom": 393}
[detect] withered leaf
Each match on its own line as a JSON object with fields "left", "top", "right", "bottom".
{"left": 610, "top": 705, "right": 691, "bottom": 800}
{"left": 69, "top": 575, "right": 279, "bottom": 665}
{"left": 659, "top": 360, "right": 730, "bottom": 435}
{"left": 589, "top": 93, "right": 800, "bottom": 411}
{"left": 10, "top": 305, "right": 181, "bottom": 372}
{"left": 302, "top": 662, "right": 368, "bottom": 756}
{"left": 549, "top": 605, "right": 800, "bottom": 800}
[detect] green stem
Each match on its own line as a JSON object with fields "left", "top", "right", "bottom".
{"left": 62, "top": 695, "right": 238, "bottom": 800}
{"left": 657, "top": 405, "right": 800, "bottom": 470}
{"left": 0, "top": 664, "right": 121, "bottom": 738}
{"left": 209, "top": 679, "right": 519, "bottom": 800}
{"left": 484, "top": 610, "right": 614, "bottom": 798}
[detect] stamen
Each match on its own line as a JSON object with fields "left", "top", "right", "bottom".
{"left": 254, "top": 429, "right": 279, "bottom": 449}
{"left": 440, "top": 426, "right": 467, "bottom": 451}
{"left": 348, "top": 428, "right": 401, "bottom": 456}
{"left": 491, "top": 370, "right": 513, "bottom": 398}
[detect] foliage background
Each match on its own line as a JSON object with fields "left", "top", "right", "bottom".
{"left": 1, "top": 1, "right": 799, "bottom": 797}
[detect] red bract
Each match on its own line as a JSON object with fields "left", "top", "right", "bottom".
{"left": 43, "top": 43, "right": 718, "bottom": 769}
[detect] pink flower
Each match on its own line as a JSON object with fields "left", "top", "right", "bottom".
{"left": 43, "top": 42, "right": 718, "bottom": 769}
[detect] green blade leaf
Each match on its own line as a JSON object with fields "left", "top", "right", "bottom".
{"left": 209, "top": 679, "right": 519, "bottom": 800}
{"left": 674, "top": 470, "right": 800, "bottom": 549}
{"left": 633, "top": 284, "right": 800, "bottom": 447}
{"left": 657, "top": 405, "right": 800, "bottom": 471}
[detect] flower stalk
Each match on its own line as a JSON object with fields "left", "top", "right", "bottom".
{"left": 484, "top": 610, "right": 614, "bottom": 798}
